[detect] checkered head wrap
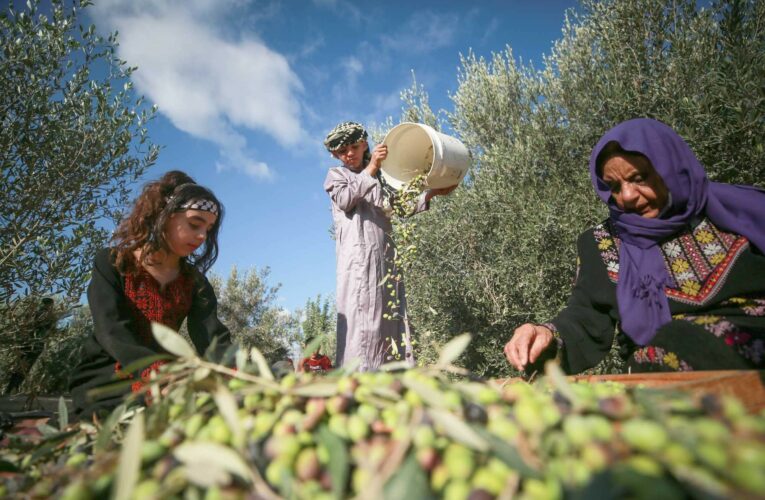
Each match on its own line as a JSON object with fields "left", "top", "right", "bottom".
{"left": 180, "top": 198, "right": 219, "bottom": 215}
{"left": 324, "top": 122, "right": 368, "bottom": 152}
{"left": 167, "top": 183, "right": 220, "bottom": 216}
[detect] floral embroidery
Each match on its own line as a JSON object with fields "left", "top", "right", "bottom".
{"left": 592, "top": 218, "right": 749, "bottom": 306}
{"left": 671, "top": 259, "right": 690, "bottom": 274}
{"left": 695, "top": 315, "right": 722, "bottom": 325}
{"left": 725, "top": 331, "right": 751, "bottom": 346}
{"left": 740, "top": 298, "right": 765, "bottom": 317}
{"left": 695, "top": 229, "right": 714, "bottom": 244}
{"left": 123, "top": 269, "right": 194, "bottom": 345}
{"left": 702, "top": 242, "right": 723, "bottom": 257}
{"left": 662, "top": 352, "right": 680, "bottom": 370}
{"left": 593, "top": 222, "right": 620, "bottom": 280}
{"left": 676, "top": 312, "right": 763, "bottom": 364}
{"left": 709, "top": 253, "right": 725, "bottom": 265}
{"left": 680, "top": 281, "right": 700, "bottom": 296}
{"left": 633, "top": 346, "right": 692, "bottom": 371}
{"left": 663, "top": 242, "right": 682, "bottom": 258}
{"left": 675, "top": 271, "right": 695, "bottom": 283}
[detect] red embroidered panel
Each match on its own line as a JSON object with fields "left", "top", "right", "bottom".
{"left": 123, "top": 269, "right": 194, "bottom": 345}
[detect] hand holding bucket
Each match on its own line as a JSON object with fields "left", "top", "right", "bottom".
{"left": 379, "top": 122, "right": 470, "bottom": 190}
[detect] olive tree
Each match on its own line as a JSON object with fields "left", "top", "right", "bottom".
{"left": 399, "top": 0, "right": 764, "bottom": 376}
{"left": 209, "top": 266, "right": 299, "bottom": 361}
{"left": 0, "top": 0, "right": 158, "bottom": 392}
{"left": 297, "top": 294, "right": 337, "bottom": 362}
{"left": 0, "top": 0, "right": 158, "bottom": 304}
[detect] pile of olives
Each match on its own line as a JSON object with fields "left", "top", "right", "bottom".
{"left": 1, "top": 330, "right": 764, "bottom": 500}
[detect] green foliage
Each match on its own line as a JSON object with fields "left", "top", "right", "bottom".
{"left": 398, "top": 0, "right": 765, "bottom": 377}
{"left": 298, "top": 294, "right": 337, "bottom": 361}
{"left": 22, "top": 304, "right": 90, "bottom": 394}
{"left": 0, "top": 300, "right": 89, "bottom": 395}
{"left": 0, "top": 0, "right": 158, "bottom": 389}
{"left": 0, "top": 0, "right": 159, "bottom": 304}
{"left": 209, "top": 266, "right": 298, "bottom": 360}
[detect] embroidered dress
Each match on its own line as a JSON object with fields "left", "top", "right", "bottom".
{"left": 69, "top": 249, "right": 231, "bottom": 417}
{"left": 549, "top": 218, "right": 765, "bottom": 373}
{"left": 324, "top": 166, "right": 429, "bottom": 371}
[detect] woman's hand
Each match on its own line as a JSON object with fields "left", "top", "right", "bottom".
{"left": 425, "top": 184, "right": 458, "bottom": 202}
{"left": 365, "top": 144, "right": 388, "bottom": 176}
{"left": 504, "top": 323, "right": 554, "bottom": 372}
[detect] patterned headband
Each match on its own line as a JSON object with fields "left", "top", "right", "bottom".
{"left": 180, "top": 198, "right": 219, "bottom": 216}
{"left": 324, "top": 121, "right": 368, "bottom": 152}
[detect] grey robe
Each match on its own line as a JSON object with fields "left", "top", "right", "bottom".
{"left": 324, "top": 165, "right": 429, "bottom": 371}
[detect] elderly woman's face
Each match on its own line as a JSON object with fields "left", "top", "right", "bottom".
{"left": 601, "top": 153, "right": 669, "bottom": 218}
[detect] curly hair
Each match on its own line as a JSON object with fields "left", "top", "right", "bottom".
{"left": 111, "top": 170, "right": 224, "bottom": 275}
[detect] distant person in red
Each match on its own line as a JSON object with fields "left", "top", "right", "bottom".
{"left": 298, "top": 337, "right": 333, "bottom": 374}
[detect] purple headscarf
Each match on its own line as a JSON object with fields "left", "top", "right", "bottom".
{"left": 590, "top": 118, "right": 765, "bottom": 345}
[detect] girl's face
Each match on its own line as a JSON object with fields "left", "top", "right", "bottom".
{"left": 601, "top": 153, "right": 669, "bottom": 218}
{"left": 164, "top": 209, "right": 218, "bottom": 259}
{"left": 332, "top": 140, "right": 367, "bottom": 169}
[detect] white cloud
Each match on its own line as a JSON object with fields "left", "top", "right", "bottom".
{"left": 341, "top": 56, "right": 363, "bottom": 80}
{"left": 91, "top": 0, "right": 304, "bottom": 180}
{"left": 312, "top": 0, "right": 362, "bottom": 24}
{"left": 216, "top": 149, "right": 274, "bottom": 181}
{"left": 372, "top": 90, "right": 403, "bottom": 119}
{"left": 294, "top": 34, "right": 325, "bottom": 60}
{"left": 380, "top": 11, "right": 460, "bottom": 54}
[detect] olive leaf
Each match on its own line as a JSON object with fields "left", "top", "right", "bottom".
{"left": 193, "top": 367, "right": 211, "bottom": 381}
{"left": 214, "top": 384, "right": 244, "bottom": 450}
{"left": 250, "top": 346, "right": 275, "bottom": 381}
{"left": 291, "top": 380, "right": 339, "bottom": 398}
{"left": 401, "top": 377, "right": 448, "bottom": 409}
{"left": 301, "top": 336, "right": 323, "bottom": 359}
{"left": 113, "top": 411, "right": 144, "bottom": 500}
{"left": 95, "top": 403, "right": 127, "bottom": 453}
{"left": 427, "top": 408, "right": 489, "bottom": 452}
{"left": 317, "top": 424, "right": 349, "bottom": 499}
{"left": 437, "top": 333, "right": 472, "bottom": 366}
{"left": 380, "top": 360, "right": 411, "bottom": 372}
{"left": 474, "top": 426, "right": 541, "bottom": 478}
{"left": 152, "top": 322, "right": 198, "bottom": 359}
{"left": 544, "top": 360, "right": 581, "bottom": 408}
{"left": 383, "top": 451, "right": 434, "bottom": 500}
{"left": 173, "top": 442, "right": 252, "bottom": 484}
{"left": 57, "top": 396, "right": 68, "bottom": 431}
{"left": 235, "top": 348, "right": 248, "bottom": 371}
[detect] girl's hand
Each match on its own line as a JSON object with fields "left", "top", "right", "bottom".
{"left": 366, "top": 144, "right": 388, "bottom": 176}
{"left": 504, "top": 323, "right": 554, "bottom": 372}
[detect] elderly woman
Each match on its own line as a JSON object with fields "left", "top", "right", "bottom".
{"left": 505, "top": 118, "right": 765, "bottom": 374}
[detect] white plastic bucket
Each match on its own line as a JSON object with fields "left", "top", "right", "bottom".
{"left": 380, "top": 122, "right": 470, "bottom": 190}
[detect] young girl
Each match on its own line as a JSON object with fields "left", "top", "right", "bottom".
{"left": 323, "top": 122, "right": 455, "bottom": 371}
{"left": 70, "top": 171, "right": 231, "bottom": 418}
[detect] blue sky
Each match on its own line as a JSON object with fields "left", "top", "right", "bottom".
{"left": 86, "top": 0, "right": 579, "bottom": 312}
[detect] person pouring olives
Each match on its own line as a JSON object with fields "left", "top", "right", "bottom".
{"left": 323, "top": 121, "right": 456, "bottom": 372}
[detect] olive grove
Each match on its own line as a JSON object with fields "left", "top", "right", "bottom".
{"left": 0, "top": 0, "right": 158, "bottom": 392}
{"left": 397, "top": 0, "right": 765, "bottom": 376}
